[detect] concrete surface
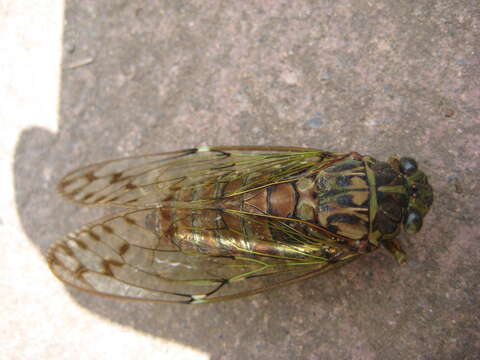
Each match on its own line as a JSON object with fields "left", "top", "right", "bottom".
{"left": 3, "top": 0, "right": 480, "bottom": 359}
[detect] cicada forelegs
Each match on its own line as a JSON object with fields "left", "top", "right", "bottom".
{"left": 382, "top": 238, "right": 407, "bottom": 265}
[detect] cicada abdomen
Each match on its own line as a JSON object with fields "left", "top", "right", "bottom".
{"left": 48, "top": 146, "right": 433, "bottom": 303}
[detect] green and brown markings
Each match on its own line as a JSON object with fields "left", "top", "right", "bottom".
{"left": 48, "top": 146, "right": 433, "bottom": 304}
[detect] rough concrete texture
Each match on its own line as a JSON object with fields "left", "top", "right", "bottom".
{"left": 12, "top": 1, "right": 479, "bottom": 359}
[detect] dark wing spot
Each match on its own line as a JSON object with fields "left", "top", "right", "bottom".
{"left": 87, "top": 230, "right": 100, "bottom": 241}
{"left": 124, "top": 217, "right": 136, "bottom": 225}
{"left": 110, "top": 172, "right": 124, "bottom": 184}
{"left": 125, "top": 183, "right": 137, "bottom": 190}
{"left": 102, "top": 225, "right": 114, "bottom": 234}
{"left": 102, "top": 259, "right": 123, "bottom": 276}
{"left": 82, "top": 193, "right": 94, "bottom": 201}
{"left": 75, "top": 239, "right": 87, "bottom": 249}
{"left": 59, "top": 243, "right": 74, "bottom": 256}
{"left": 84, "top": 172, "right": 97, "bottom": 182}
{"left": 59, "top": 178, "right": 74, "bottom": 188}
{"left": 118, "top": 243, "right": 130, "bottom": 255}
{"left": 74, "top": 264, "right": 88, "bottom": 278}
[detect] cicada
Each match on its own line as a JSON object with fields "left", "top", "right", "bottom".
{"left": 48, "top": 146, "right": 433, "bottom": 304}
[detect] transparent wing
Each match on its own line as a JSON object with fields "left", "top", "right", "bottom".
{"left": 47, "top": 207, "right": 360, "bottom": 304}
{"left": 58, "top": 146, "right": 347, "bottom": 208}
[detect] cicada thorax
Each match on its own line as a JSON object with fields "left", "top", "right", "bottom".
{"left": 300, "top": 156, "right": 409, "bottom": 252}
{"left": 298, "top": 159, "right": 373, "bottom": 252}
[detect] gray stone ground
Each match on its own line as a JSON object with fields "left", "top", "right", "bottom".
{"left": 13, "top": 1, "right": 479, "bottom": 359}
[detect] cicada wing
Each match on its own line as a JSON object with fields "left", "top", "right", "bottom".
{"left": 58, "top": 146, "right": 345, "bottom": 208}
{"left": 47, "top": 207, "right": 360, "bottom": 304}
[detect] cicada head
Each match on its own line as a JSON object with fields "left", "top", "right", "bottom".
{"left": 389, "top": 157, "right": 434, "bottom": 234}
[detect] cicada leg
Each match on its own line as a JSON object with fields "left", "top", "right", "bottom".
{"left": 383, "top": 238, "right": 407, "bottom": 265}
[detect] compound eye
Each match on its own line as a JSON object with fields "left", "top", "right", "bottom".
{"left": 404, "top": 210, "right": 423, "bottom": 234}
{"left": 399, "top": 157, "right": 418, "bottom": 176}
